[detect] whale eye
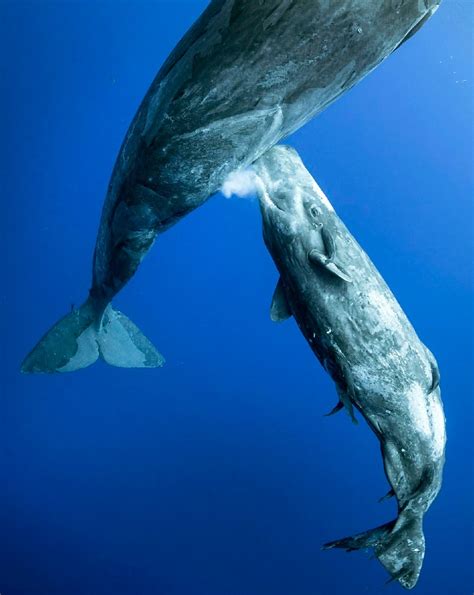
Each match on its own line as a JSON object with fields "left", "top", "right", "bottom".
{"left": 309, "top": 205, "right": 319, "bottom": 219}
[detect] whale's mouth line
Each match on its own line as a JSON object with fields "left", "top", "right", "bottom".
{"left": 259, "top": 188, "right": 286, "bottom": 214}
{"left": 270, "top": 198, "right": 286, "bottom": 213}
{"left": 253, "top": 172, "right": 286, "bottom": 214}
{"left": 258, "top": 178, "right": 291, "bottom": 215}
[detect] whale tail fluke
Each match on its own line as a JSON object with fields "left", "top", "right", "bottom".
{"left": 21, "top": 298, "right": 164, "bottom": 374}
{"left": 323, "top": 513, "right": 425, "bottom": 590}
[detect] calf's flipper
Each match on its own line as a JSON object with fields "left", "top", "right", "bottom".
{"left": 270, "top": 277, "right": 292, "bottom": 322}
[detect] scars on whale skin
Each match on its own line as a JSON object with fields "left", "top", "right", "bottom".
{"left": 21, "top": 0, "right": 441, "bottom": 374}
{"left": 254, "top": 145, "right": 446, "bottom": 590}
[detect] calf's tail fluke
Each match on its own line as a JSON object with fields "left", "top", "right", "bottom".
{"left": 323, "top": 513, "right": 425, "bottom": 590}
{"left": 21, "top": 297, "right": 164, "bottom": 373}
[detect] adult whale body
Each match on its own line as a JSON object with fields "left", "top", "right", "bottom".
{"left": 254, "top": 146, "right": 446, "bottom": 589}
{"left": 22, "top": 0, "right": 442, "bottom": 373}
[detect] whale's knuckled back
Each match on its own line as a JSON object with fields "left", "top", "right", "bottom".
{"left": 323, "top": 513, "right": 425, "bottom": 590}
{"left": 21, "top": 299, "right": 164, "bottom": 373}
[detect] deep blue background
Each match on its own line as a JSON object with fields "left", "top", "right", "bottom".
{"left": 1, "top": 2, "right": 472, "bottom": 594}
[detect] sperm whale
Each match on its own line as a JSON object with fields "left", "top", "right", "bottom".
{"left": 254, "top": 145, "right": 446, "bottom": 590}
{"left": 22, "top": 0, "right": 442, "bottom": 373}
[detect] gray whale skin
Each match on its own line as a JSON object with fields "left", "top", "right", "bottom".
{"left": 22, "top": 0, "right": 441, "bottom": 372}
{"left": 254, "top": 145, "right": 446, "bottom": 590}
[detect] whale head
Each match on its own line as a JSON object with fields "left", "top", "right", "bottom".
{"left": 254, "top": 146, "right": 332, "bottom": 260}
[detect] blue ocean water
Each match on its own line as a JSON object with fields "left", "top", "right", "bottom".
{"left": 1, "top": 1, "right": 473, "bottom": 594}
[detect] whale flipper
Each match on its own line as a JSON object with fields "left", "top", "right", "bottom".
{"left": 21, "top": 299, "right": 164, "bottom": 373}
{"left": 322, "top": 358, "right": 358, "bottom": 424}
{"left": 424, "top": 345, "right": 440, "bottom": 393}
{"left": 309, "top": 248, "right": 352, "bottom": 283}
{"left": 336, "top": 386, "right": 358, "bottom": 425}
{"left": 324, "top": 261, "right": 353, "bottom": 283}
{"left": 323, "top": 513, "right": 425, "bottom": 590}
{"left": 324, "top": 401, "right": 344, "bottom": 417}
{"left": 378, "top": 489, "right": 396, "bottom": 503}
{"left": 320, "top": 226, "right": 336, "bottom": 260}
{"left": 270, "top": 277, "right": 292, "bottom": 322}
{"left": 308, "top": 227, "right": 352, "bottom": 284}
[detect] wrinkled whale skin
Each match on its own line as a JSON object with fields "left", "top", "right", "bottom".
{"left": 254, "top": 146, "right": 446, "bottom": 590}
{"left": 94, "top": 0, "right": 442, "bottom": 299}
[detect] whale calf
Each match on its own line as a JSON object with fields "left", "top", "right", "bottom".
{"left": 254, "top": 146, "right": 446, "bottom": 589}
{"left": 22, "top": 0, "right": 442, "bottom": 373}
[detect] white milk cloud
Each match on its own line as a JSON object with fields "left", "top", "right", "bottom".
{"left": 221, "top": 168, "right": 259, "bottom": 199}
